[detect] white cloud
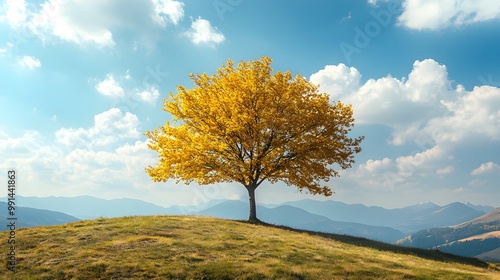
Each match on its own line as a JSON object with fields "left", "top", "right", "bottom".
{"left": 347, "top": 157, "right": 403, "bottom": 191}
{"left": 311, "top": 59, "right": 500, "bottom": 196}
{"left": 55, "top": 127, "right": 91, "bottom": 148}
{"left": 96, "top": 74, "right": 125, "bottom": 98}
{"left": 471, "top": 162, "right": 500, "bottom": 175}
{"left": 452, "top": 187, "right": 467, "bottom": 194}
{"left": 55, "top": 108, "right": 140, "bottom": 148}
{"left": 405, "top": 59, "right": 451, "bottom": 103}
{"left": 0, "top": 130, "right": 42, "bottom": 154}
{"left": 95, "top": 71, "right": 162, "bottom": 104}
{"left": 17, "top": 55, "right": 41, "bottom": 70}
{"left": 152, "top": 0, "right": 184, "bottom": 26}
{"left": 185, "top": 17, "right": 225, "bottom": 46}
{"left": 344, "top": 145, "right": 452, "bottom": 193}
{"left": 0, "top": 127, "right": 156, "bottom": 199}
{"left": 310, "top": 58, "right": 500, "bottom": 147}
{"left": 468, "top": 179, "right": 487, "bottom": 187}
{"left": 398, "top": 0, "right": 500, "bottom": 30}
{"left": 23, "top": 0, "right": 184, "bottom": 47}
{"left": 312, "top": 59, "right": 453, "bottom": 131}
{"left": 94, "top": 108, "right": 140, "bottom": 138}
{"left": 436, "top": 165, "right": 454, "bottom": 176}
{"left": 136, "top": 86, "right": 160, "bottom": 104}
{"left": 422, "top": 85, "right": 500, "bottom": 145}
{"left": 29, "top": 0, "right": 114, "bottom": 46}
{"left": 395, "top": 145, "right": 444, "bottom": 177}
{"left": 309, "top": 64, "right": 361, "bottom": 100}
{"left": 358, "top": 158, "right": 392, "bottom": 173}
{"left": 0, "top": 0, "right": 27, "bottom": 28}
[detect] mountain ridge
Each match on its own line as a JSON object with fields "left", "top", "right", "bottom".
{"left": 271, "top": 199, "right": 490, "bottom": 232}
{"left": 0, "top": 202, "right": 79, "bottom": 228}
{"left": 396, "top": 207, "right": 500, "bottom": 262}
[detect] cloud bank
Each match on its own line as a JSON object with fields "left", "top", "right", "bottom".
{"left": 2, "top": 0, "right": 185, "bottom": 47}
{"left": 310, "top": 58, "right": 500, "bottom": 147}
{"left": 399, "top": 0, "right": 500, "bottom": 30}
{"left": 0, "top": 108, "right": 154, "bottom": 197}
{"left": 310, "top": 58, "right": 500, "bottom": 197}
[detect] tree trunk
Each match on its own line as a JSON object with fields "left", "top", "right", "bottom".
{"left": 246, "top": 184, "right": 260, "bottom": 223}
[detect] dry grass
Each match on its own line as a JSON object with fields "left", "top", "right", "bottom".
{"left": 460, "top": 231, "right": 500, "bottom": 242}
{"left": 2, "top": 215, "right": 499, "bottom": 279}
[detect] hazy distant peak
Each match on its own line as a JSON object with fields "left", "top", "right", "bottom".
{"left": 403, "top": 201, "right": 438, "bottom": 211}
{"left": 463, "top": 202, "right": 495, "bottom": 213}
{"left": 418, "top": 201, "right": 436, "bottom": 206}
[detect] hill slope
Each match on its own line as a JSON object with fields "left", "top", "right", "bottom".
{"left": 478, "top": 247, "right": 500, "bottom": 263}
{"left": 396, "top": 208, "right": 500, "bottom": 261}
{"left": 455, "top": 208, "right": 500, "bottom": 227}
{"left": 2, "top": 216, "right": 499, "bottom": 279}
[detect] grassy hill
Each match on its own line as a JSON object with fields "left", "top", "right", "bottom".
{"left": 2, "top": 216, "right": 499, "bottom": 279}
{"left": 455, "top": 208, "right": 500, "bottom": 226}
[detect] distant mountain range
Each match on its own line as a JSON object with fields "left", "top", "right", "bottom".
{"left": 0, "top": 202, "right": 79, "bottom": 228}
{"left": 6, "top": 195, "right": 190, "bottom": 220}
{"left": 268, "top": 200, "right": 493, "bottom": 233}
{"left": 2, "top": 196, "right": 496, "bottom": 248}
{"left": 396, "top": 208, "right": 500, "bottom": 262}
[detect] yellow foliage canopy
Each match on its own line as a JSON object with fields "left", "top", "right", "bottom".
{"left": 145, "top": 57, "right": 363, "bottom": 196}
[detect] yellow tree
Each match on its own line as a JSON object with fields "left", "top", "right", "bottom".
{"left": 145, "top": 57, "right": 363, "bottom": 222}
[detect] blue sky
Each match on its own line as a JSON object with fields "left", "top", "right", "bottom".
{"left": 1, "top": 0, "right": 499, "bottom": 209}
